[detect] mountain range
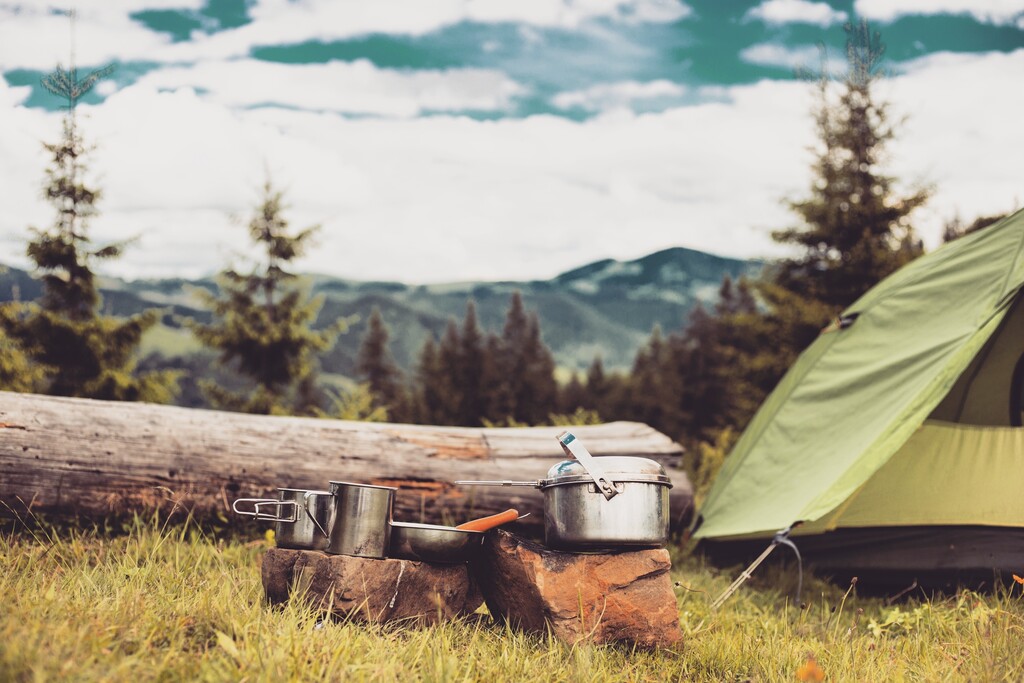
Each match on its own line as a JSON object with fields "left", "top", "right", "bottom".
{"left": 0, "top": 246, "right": 755, "bottom": 378}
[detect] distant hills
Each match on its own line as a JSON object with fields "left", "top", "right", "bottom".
{"left": 0, "top": 246, "right": 755, "bottom": 377}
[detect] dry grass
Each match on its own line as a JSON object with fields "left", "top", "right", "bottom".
{"left": 1, "top": 515, "right": 1023, "bottom": 682}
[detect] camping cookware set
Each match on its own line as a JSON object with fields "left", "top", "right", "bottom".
{"left": 233, "top": 481, "right": 503, "bottom": 562}
{"left": 233, "top": 431, "right": 672, "bottom": 560}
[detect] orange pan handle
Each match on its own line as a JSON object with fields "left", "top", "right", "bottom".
{"left": 456, "top": 508, "right": 520, "bottom": 532}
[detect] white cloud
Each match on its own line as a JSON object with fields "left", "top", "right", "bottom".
{"left": 136, "top": 59, "right": 524, "bottom": 117}
{"left": 744, "top": 0, "right": 848, "bottom": 27}
{"left": 878, "top": 49, "right": 1024, "bottom": 242}
{"left": 10, "top": 1, "right": 204, "bottom": 10}
{"left": 552, "top": 79, "right": 685, "bottom": 111}
{"left": 855, "top": 0, "right": 1024, "bottom": 25}
{"left": 739, "top": 43, "right": 847, "bottom": 74}
{"left": 0, "top": 0, "right": 692, "bottom": 70}
{"left": 1, "top": 46, "right": 1021, "bottom": 283}
{"left": 0, "top": 3, "right": 178, "bottom": 70}
{"left": 616, "top": 0, "right": 692, "bottom": 23}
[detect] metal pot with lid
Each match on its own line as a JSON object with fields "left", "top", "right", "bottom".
{"left": 457, "top": 431, "right": 672, "bottom": 550}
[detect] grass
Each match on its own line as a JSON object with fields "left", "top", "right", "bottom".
{"left": 1, "top": 516, "right": 1023, "bottom": 682}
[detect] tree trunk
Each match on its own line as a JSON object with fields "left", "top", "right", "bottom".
{"left": 0, "top": 391, "right": 692, "bottom": 532}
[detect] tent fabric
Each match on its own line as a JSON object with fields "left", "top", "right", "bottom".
{"left": 931, "top": 293, "right": 1024, "bottom": 426}
{"left": 695, "top": 209, "right": 1024, "bottom": 540}
{"left": 701, "top": 526, "right": 1024, "bottom": 590}
{"left": 798, "top": 421, "right": 1024, "bottom": 531}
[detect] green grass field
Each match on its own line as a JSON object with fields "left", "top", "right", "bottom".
{"left": 2, "top": 517, "right": 1022, "bottom": 682}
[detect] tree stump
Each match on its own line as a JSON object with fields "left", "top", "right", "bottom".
{"left": 261, "top": 548, "right": 483, "bottom": 624}
{"left": 472, "top": 530, "right": 682, "bottom": 650}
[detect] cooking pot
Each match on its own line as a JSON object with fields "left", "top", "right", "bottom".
{"left": 457, "top": 431, "right": 672, "bottom": 550}
{"left": 232, "top": 488, "right": 332, "bottom": 550}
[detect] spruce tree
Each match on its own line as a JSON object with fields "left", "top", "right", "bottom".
{"left": 559, "top": 372, "right": 587, "bottom": 414}
{"left": 413, "top": 335, "right": 443, "bottom": 423}
{"left": 492, "top": 291, "right": 529, "bottom": 421}
{"left": 773, "top": 20, "right": 929, "bottom": 310}
{"left": 522, "top": 312, "right": 558, "bottom": 423}
{"left": 479, "top": 331, "right": 505, "bottom": 422}
{"left": 628, "top": 325, "right": 685, "bottom": 438}
{"left": 355, "top": 306, "right": 403, "bottom": 417}
{"left": 433, "top": 318, "right": 464, "bottom": 424}
{"left": 584, "top": 356, "right": 608, "bottom": 410}
{"left": 492, "top": 292, "right": 558, "bottom": 424}
{"left": 191, "top": 180, "right": 338, "bottom": 415}
{"left": 457, "top": 300, "right": 487, "bottom": 426}
{"left": 685, "top": 21, "right": 931, "bottom": 432}
{"left": 0, "top": 52, "right": 175, "bottom": 402}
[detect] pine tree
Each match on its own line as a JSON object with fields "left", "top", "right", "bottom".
{"left": 682, "top": 21, "right": 931, "bottom": 435}
{"left": 773, "top": 20, "right": 929, "bottom": 310}
{"left": 628, "top": 325, "right": 686, "bottom": 438}
{"left": 492, "top": 292, "right": 558, "bottom": 424}
{"left": 521, "top": 312, "right": 558, "bottom": 423}
{"left": 479, "top": 331, "right": 505, "bottom": 423}
{"left": 434, "top": 318, "right": 463, "bottom": 424}
{"left": 191, "top": 180, "right": 339, "bottom": 415}
{"left": 457, "top": 300, "right": 487, "bottom": 426}
{"left": 492, "top": 292, "right": 529, "bottom": 421}
{"left": 413, "top": 335, "right": 443, "bottom": 423}
{"left": 356, "top": 306, "right": 403, "bottom": 417}
{"left": 559, "top": 372, "right": 587, "bottom": 414}
{"left": 584, "top": 356, "right": 608, "bottom": 410}
{"left": 0, "top": 49, "right": 175, "bottom": 402}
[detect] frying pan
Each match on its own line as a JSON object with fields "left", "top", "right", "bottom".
{"left": 388, "top": 509, "right": 520, "bottom": 563}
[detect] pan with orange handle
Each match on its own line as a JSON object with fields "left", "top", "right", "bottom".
{"left": 388, "top": 509, "right": 521, "bottom": 563}
{"left": 456, "top": 508, "right": 520, "bottom": 532}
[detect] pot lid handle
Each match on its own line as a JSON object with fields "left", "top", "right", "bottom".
{"left": 557, "top": 431, "right": 619, "bottom": 500}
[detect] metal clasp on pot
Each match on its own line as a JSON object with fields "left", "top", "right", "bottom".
{"left": 557, "top": 431, "right": 620, "bottom": 500}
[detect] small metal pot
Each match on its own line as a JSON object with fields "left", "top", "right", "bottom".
{"left": 327, "top": 481, "right": 397, "bottom": 559}
{"left": 232, "top": 488, "right": 332, "bottom": 550}
{"left": 457, "top": 431, "right": 672, "bottom": 550}
{"left": 388, "top": 522, "right": 485, "bottom": 563}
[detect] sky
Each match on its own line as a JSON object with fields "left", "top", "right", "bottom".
{"left": 1, "top": 0, "right": 1022, "bottom": 284}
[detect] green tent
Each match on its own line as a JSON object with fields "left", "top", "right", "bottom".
{"left": 693, "top": 209, "right": 1024, "bottom": 585}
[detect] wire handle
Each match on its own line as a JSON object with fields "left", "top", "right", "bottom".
{"left": 231, "top": 498, "right": 298, "bottom": 523}
{"left": 302, "top": 490, "right": 332, "bottom": 538}
{"left": 557, "top": 431, "right": 618, "bottom": 500}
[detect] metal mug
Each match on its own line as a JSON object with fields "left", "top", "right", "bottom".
{"left": 327, "top": 481, "right": 397, "bottom": 559}
{"left": 232, "top": 488, "right": 333, "bottom": 550}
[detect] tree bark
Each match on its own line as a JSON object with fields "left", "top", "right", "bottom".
{"left": 0, "top": 391, "right": 692, "bottom": 531}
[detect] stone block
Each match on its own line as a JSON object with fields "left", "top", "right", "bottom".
{"left": 472, "top": 530, "right": 682, "bottom": 649}
{"left": 261, "top": 547, "right": 483, "bottom": 624}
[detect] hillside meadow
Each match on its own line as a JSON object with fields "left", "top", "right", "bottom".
{"left": 2, "top": 515, "right": 1022, "bottom": 682}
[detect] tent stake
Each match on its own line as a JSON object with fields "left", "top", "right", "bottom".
{"left": 711, "top": 524, "right": 802, "bottom": 610}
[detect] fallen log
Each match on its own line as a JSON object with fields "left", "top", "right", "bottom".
{"left": 0, "top": 391, "right": 692, "bottom": 531}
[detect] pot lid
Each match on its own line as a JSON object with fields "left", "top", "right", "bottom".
{"left": 542, "top": 456, "right": 672, "bottom": 486}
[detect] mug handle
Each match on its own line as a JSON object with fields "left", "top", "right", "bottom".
{"left": 303, "top": 490, "right": 332, "bottom": 538}
{"left": 232, "top": 498, "right": 298, "bottom": 523}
